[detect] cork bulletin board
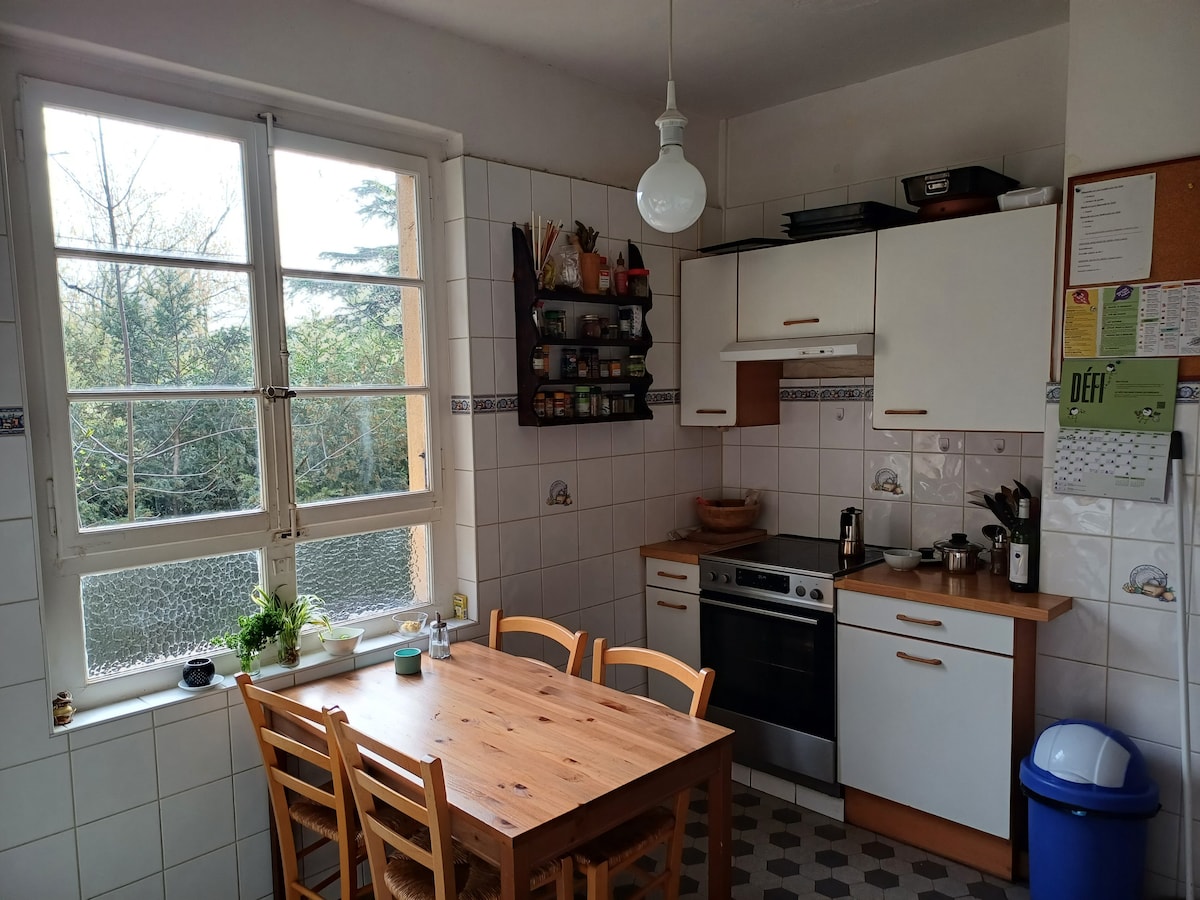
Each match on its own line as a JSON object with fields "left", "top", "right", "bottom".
{"left": 1062, "top": 154, "right": 1200, "bottom": 378}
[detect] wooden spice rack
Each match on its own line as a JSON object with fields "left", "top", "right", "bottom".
{"left": 512, "top": 225, "right": 655, "bottom": 427}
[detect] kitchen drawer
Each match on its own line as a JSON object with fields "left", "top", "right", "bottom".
{"left": 837, "top": 589, "right": 1013, "bottom": 655}
{"left": 645, "top": 559, "right": 700, "bottom": 593}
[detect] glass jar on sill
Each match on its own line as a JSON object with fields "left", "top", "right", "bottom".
{"left": 543, "top": 309, "right": 566, "bottom": 337}
{"left": 579, "top": 314, "right": 601, "bottom": 339}
{"left": 627, "top": 355, "right": 646, "bottom": 378}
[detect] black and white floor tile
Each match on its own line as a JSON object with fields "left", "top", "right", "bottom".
{"left": 612, "top": 786, "right": 1031, "bottom": 900}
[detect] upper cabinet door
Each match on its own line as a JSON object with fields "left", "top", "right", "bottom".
{"left": 680, "top": 254, "right": 739, "bottom": 427}
{"left": 873, "top": 205, "right": 1058, "bottom": 432}
{"left": 736, "top": 232, "right": 876, "bottom": 342}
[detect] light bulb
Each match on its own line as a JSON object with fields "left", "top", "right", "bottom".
{"left": 637, "top": 144, "right": 707, "bottom": 233}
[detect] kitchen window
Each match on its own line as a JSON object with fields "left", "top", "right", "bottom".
{"left": 20, "top": 79, "right": 445, "bottom": 705}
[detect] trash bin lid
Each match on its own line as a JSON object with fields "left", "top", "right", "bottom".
{"left": 1020, "top": 719, "right": 1159, "bottom": 816}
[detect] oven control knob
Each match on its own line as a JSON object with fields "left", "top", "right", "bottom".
{"left": 809, "top": 588, "right": 824, "bottom": 602}
{"left": 719, "top": 573, "right": 731, "bottom": 584}
{"left": 707, "top": 571, "right": 718, "bottom": 582}
{"left": 794, "top": 586, "right": 807, "bottom": 597}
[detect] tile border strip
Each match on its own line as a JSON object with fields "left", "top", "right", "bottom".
{"left": 0, "top": 407, "right": 24, "bottom": 435}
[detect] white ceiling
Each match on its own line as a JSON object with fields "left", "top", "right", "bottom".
{"left": 346, "top": 0, "right": 1069, "bottom": 118}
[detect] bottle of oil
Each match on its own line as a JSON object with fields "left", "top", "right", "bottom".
{"left": 1008, "top": 498, "right": 1039, "bottom": 593}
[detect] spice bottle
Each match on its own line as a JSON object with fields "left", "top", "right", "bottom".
{"left": 614, "top": 253, "right": 628, "bottom": 296}
{"left": 531, "top": 345, "right": 546, "bottom": 376}
{"left": 430, "top": 613, "right": 450, "bottom": 659}
{"left": 598, "top": 257, "right": 611, "bottom": 294}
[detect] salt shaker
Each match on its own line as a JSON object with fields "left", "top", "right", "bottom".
{"left": 429, "top": 612, "right": 450, "bottom": 659}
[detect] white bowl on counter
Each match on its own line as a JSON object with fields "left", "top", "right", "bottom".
{"left": 318, "top": 626, "right": 364, "bottom": 656}
{"left": 883, "top": 548, "right": 923, "bottom": 571}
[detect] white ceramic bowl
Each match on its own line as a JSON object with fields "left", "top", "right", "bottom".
{"left": 391, "top": 612, "right": 429, "bottom": 636}
{"left": 319, "top": 626, "right": 364, "bottom": 656}
{"left": 883, "top": 548, "right": 923, "bottom": 571}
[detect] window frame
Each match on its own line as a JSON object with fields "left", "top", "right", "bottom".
{"left": 19, "top": 78, "right": 451, "bottom": 708}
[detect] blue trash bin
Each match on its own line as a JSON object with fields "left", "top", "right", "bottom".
{"left": 1020, "top": 720, "right": 1160, "bottom": 900}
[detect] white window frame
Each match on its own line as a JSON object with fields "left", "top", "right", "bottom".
{"left": 20, "top": 78, "right": 451, "bottom": 708}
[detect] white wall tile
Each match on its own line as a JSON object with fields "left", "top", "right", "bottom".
{"left": 1109, "top": 602, "right": 1177, "bottom": 680}
{"left": 500, "top": 571, "right": 542, "bottom": 618}
{"left": 531, "top": 171, "right": 572, "bottom": 228}
{"left": 963, "top": 454, "right": 1022, "bottom": 497}
{"left": 612, "top": 455, "right": 646, "bottom": 504}
{"left": 819, "top": 401, "right": 865, "bottom": 449}
{"left": 462, "top": 157, "right": 489, "bottom": 219}
{"left": 0, "top": 519, "right": 38, "bottom": 604}
{"left": 0, "top": 831, "right": 79, "bottom": 900}
{"left": 1106, "top": 668, "right": 1178, "bottom": 747}
{"left": 154, "top": 709, "right": 232, "bottom": 797}
{"left": 540, "top": 513, "right": 578, "bottom": 567}
{"left": 646, "top": 342, "right": 677, "bottom": 390}
{"left": 640, "top": 243, "right": 675, "bottom": 296}
{"left": 612, "top": 548, "right": 643, "bottom": 600}
{"left": 579, "top": 602, "right": 617, "bottom": 649}
{"left": 1041, "top": 491, "right": 1112, "bottom": 536}
{"left": 575, "top": 458, "right": 613, "bottom": 510}
{"left": 644, "top": 496, "right": 675, "bottom": 543}
{"left": 675, "top": 492, "right": 701, "bottom": 531}
{"left": 495, "top": 412, "right": 539, "bottom": 469}
{"left": 77, "top": 802, "right": 163, "bottom": 898}
{"left": 499, "top": 518, "right": 541, "bottom": 576}
{"left": 446, "top": 278, "right": 469, "bottom": 339}
{"left": 780, "top": 401, "right": 820, "bottom": 448}
{"left": 441, "top": 157, "right": 465, "bottom": 220}
{"left": 497, "top": 465, "right": 539, "bottom": 522}
{"left": 456, "top": 525, "right": 478, "bottom": 581}
{"left": 0, "top": 599, "right": 44, "bottom": 686}
{"left": 476, "top": 524, "right": 501, "bottom": 582}
{"left": 909, "top": 503, "right": 964, "bottom": 550}
{"left": 702, "top": 445, "right": 722, "bottom": 490}
{"left": 72, "top": 729, "right": 158, "bottom": 826}
{"left": 1114, "top": 483, "right": 1192, "bottom": 543}
{"left": 577, "top": 422, "right": 613, "bottom": 459}
{"left": 740, "top": 425, "right": 779, "bottom": 447}
{"left": 805, "top": 186, "right": 849, "bottom": 209}
{"left": 571, "top": 180, "right": 609, "bottom": 236}
{"left": 818, "top": 449, "right": 863, "bottom": 498}
{"left": 580, "top": 554, "right": 615, "bottom": 609}
{"left": 0, "top": 754, "right": 74, "bottom": 851}
{"left": 468, "top": 338, "right": 495, "bottom": 395}
{"left": 465, "top": 218, "right": 491, "bottom": 280}
{"left": 232, "top": 767, "right": 269, "bottom": 840}
{"left": 643, "top": 413, "right": 674, "bottom": 454}
{"left": 722, "top": 446, "right": 741, "bottom": 489}
{"left": 724, "top": 205, "right": 765, "bottom": 243}
{"left": 614, "top": 593, "right": 647, "bottom": 646}
{"left": 644, "top": 451, "right": 674, "bottom": 499}
{"left": 864, "top": 451, "right": 911, "bottom": 502}
{"left": 541, "top": 562, "right": 580, "bottom": 619}
{"left": 0, "top": 680, "right": 61, "bottom": 768}
{"left": 160, "top": 779, "right": 235, "bottom": 867}
{"left": 0, "top": 438, "right": 32, "bottom": 520}
{"left": 466, "top": 278, "right": 494, "bottom": 337}
{"left": 863, "top": 499, "right": 911, "bottom": 550}
{"left": 1037, "top": 597, "right": 1108, "bottom": 666}
{"left": 1109, "top": 537, "right": 1180, "bottom": 609}
{"left": 236, "top": 832, "right": 273, "bottom": 900}
{"left": 847, "top": 178, "right": 896, "bottom": 206}
{"left": 864, "top": 407, "right": 912, "bottom": 451}
{"left": 965, "top": 432, "right": 1022, "bottom": 457}
{"left": 779, "top": 492, "right": 819, "bottom": 536}
{"left": 1034, "top": 655, "right": 1107, "bottom": 724}
{"left": 698, "top": 207, "right": 723, "bottom": 248}
{"left": 486, "top": 162, "right": 531, "bottom": 225}
{"left": 741, "top": 446, "right": 779, "bottom": 492}
{"left": 491, "top": 280, "right": 516, "bottom": 339}
{"left": 163, "top": 844, "right": 237, "bottom": 900}
{"left": 454, "top": 470, "right": 476, "bottom": 525}
{"left": 539, "top": 425, "right": 577, "bottom": 463}
{"left": 674, "top": 449, "right": 702, "bottom": 495}
{"left": 911, "top": 453, "right": 965, "bottom": 506}
{"left": 538, "top": 461, "right": 577, "bottom": 516}
{"left": 488, "top": 220, "right": 513, "bottom": 281}
{"left": 913, "top": 431, "right": 965, "bottom": 454}
{"left": 228, "top": 701, "right": 259, "bottom": 776}
{"left": 607, "top": 187, "right": 642, "bottom": 243}
{"left": 612, "top": 501, "right": 645, "bottom": 552}
{"left": 474, "top": 468, "right": 499, "bottom": 526}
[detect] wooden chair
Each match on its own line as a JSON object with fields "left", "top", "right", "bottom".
{"left": 235, "top": 673, "right": 371, "bottom": 900}
{"left": 489, "top": 609, "right": 588, "bottom": 676}
{"left": 324, "top": 706, "right": 573, "bottom": 900}
{"left": 574, "top": 640, "right": 716, "bottom": 900}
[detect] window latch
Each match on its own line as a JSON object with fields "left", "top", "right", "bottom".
{"left": 262, "top": 385, "right": 296, "bottom": 401}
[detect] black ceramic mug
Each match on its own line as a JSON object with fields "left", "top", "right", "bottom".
{"left": 182, "top": 657, "right": 215, "bottom": 687}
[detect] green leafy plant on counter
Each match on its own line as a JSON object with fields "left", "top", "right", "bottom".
{"left": 212, "top": 607, "right": 284, "bottom": 674}
{"left": 250, "top": 585, "right": 329, "bottom": 668}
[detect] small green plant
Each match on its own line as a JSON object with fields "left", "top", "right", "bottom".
{"left": 212, "top": 608, "right": 283, "bottom": 674}
{"left": 250, "top": 586, "right": 329, "bottom": 668}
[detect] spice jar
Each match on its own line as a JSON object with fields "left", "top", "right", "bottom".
{"left": 600, "top": 392, "right": 611, "bottom": 416}
{"left": 533, "top": 393, "right": 547, "bottom": 418}
{"left": 627, "top": 355, "right": 646, "bottom": 378}
{"left": 552, "top": 392, "right": 567, "bottom": 417}
{"left": 561, "top": 348, "right": 578, "bottom": 378}
{"left": 614, "top": 252, "right": 629, "bottom": 296}
{"left": 531, "top": 345, "right": 546, "bottom": 376}
{"left": 543, "top": 309, "right": 566, "bottom": 337}
{"left": 623, "top": 392, "right": 636, "bottom": 414}
{"left": 609, "top": 359, "right": 622, "bottom": 378}
{"left": 575, "top": 386, "right": 592, "bottom": 418}
{"left": 579, "top": 314, "right": 601, "bottom": 339}
{"left": 429, "top": 613, "right": 450, "bottom": 659}
{"left": 598, "top": 258, "right": 611, "bottom": 294}
{"left": 619, "top": 305, "right": 643, "bottom": 338}
{"left": 590, "top": 387, "right": 601, "bottom": 417}
{"left": 628, "top": 268, "right": 650, "bottom": 298}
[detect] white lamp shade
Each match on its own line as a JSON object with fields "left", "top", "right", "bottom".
{"left": 636, "top": 144, "right": 707, "bottom": 234}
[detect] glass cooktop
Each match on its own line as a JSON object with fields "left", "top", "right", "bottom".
{"left": 702, "top": 534, "right": 885, "bottom": 578}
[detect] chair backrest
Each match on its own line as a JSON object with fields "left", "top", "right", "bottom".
{"left": 590, "top": 639, "right": 716, "bottom": 718}
{"left": 235, "top": 673, "right": 358, "bottom": 894}
{"left": 324, "top": 707, "right": 459, "bottom": 899}
{"left": 489, "top": 609, "right": 588, "bottom": 677}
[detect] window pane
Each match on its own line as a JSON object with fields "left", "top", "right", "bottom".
{"left": 72, "top": 398, "right": 261, "bottom": 527}
{"left": 292, "top": 394, "right": 427, "bottom": 503}
{"left": 59, "top": 259, "right": 253, "bottom": 390}
{"left": 296, "top": 526, "right": 426, "bottom": 621}
{"left": 43, "top": 107, "right": 248, "bottom": 263}
{"left": 274, "top": 151, "right": 420, "bottom": 279}
{"left": 82, "top": 551, "right": 261, "bottom": 677}
{"left": 283, "top": 278, "right": 423, "bottom": 387}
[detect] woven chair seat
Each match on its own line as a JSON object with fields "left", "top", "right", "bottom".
{"left": 571, "top": 806, "right": 675, "bottom": 869}
{"left": 290, "top": 798, "right": 419, "bottom": 846}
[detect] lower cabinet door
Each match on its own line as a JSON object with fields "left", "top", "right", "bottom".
{"left": 837, "top": 624, "right": 1014, "bottom": 837}
{"left": 645, "top": 586, "right": 700, "bottom": 713}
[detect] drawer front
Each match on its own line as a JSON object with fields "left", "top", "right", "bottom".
{"left": 837, "top": 589, "right": 1013, "bottom": 655}
{"left": 645, "top": 559, "right": 700, "bottom": 593}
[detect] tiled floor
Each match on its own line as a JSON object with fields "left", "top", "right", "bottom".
{"left": 612, "top": 786, "right": 1032, "bottom": 899}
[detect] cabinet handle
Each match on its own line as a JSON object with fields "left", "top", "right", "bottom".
{"left": 896, "top": 613, "right": 943, "bottom": 627}
{"left": 883, "top": 409, "right": 928, "bottom": 416}
{"left": 896, "top": 651, "right": 943, "bottom": 667}
{"left": 694, "top": 409, "right": 728, "bottom": 415}
{"left": 656, "top": 599, "right": 689, "bottom": 610}
{"left": 783, "top": 318, "right": 820, "bottom": 326}
{"left": 656, "top": 571, "right": 689, "bottom": 581}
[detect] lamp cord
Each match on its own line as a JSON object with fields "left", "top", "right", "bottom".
{"left": 667, "top": 0, "right": 674, "bottom": 82}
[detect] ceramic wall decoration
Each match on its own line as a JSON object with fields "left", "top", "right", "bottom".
{"left": 52, "top": 690, "right": 75, "bottom": 726}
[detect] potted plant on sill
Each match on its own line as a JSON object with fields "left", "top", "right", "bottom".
{"left": 250, "top": 586, "right": 329, "bottom": 669}
{"left": 212, "top": 606, "right": 283, "bottom": 677}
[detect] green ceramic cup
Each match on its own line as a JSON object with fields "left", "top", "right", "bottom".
{"left": 394, "top": 647, "right": 421, "bottom": 675}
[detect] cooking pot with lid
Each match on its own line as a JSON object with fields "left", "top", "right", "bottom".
{"left": 933, "top": 533, "right": 983, "bottom": 573}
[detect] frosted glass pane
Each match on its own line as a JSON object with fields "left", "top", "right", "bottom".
{"left": 83, "top": 551, "right": 261, "bottom": 677}
{"left": 295, "top": 526, "right": 424, "bottom": 622}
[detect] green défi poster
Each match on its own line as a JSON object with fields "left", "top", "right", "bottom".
{"left": 1059, "top": 358, "right": 1177, "bottom": 431}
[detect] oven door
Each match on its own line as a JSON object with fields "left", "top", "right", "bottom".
{"left": 699, "top": 591, "right": 838, "bottom": 790}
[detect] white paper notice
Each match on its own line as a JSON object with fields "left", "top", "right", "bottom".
{"left": 1070, "top": 173, "right": 1156, "bottom": 285}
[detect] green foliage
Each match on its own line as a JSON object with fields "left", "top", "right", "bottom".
{"left": 212, "top": 609, "right": 283, "bottom": 663}
{"left": 250, "top": 585, "right": 329, "bottom": 638}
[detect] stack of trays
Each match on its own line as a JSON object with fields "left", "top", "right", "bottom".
{"left": 781, "top": 202, "right": 918, "bottom": 242}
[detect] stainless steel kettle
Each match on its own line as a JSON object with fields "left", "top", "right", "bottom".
{"left": 839, "top": 507, "right": 864, "bottom": 558}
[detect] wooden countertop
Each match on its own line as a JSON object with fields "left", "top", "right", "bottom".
{"left": 837, "top": 562, "right": 1073, "bottom": 622}
{"left": 640, "top": 532, "right": 766, "bottom": 565}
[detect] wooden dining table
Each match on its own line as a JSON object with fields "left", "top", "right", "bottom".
{"left": 278, "top": 641, "right": 734, "bottom": 900}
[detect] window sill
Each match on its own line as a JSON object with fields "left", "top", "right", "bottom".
{"left": 54, "top": 618, "right": 479, "bottom": 735}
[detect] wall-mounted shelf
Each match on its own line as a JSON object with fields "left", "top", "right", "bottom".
{"left": 512, "top": 225, "right": 655, "bottom": 427}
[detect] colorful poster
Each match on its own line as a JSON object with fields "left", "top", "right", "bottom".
{"left": 1067, "top": 279, "right": 1200, "bottom": 358}
{"left": 1058, "top": 358, "right": 1177, "bottom": 431}
{"left": 1098, "top": 284, "right": 1139, "bottom": 357}
{"left": 1063, "top": 288, "right": 1099, "bottom": 358}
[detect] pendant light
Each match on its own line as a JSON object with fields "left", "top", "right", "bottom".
{"left": 636, "top": 0, "right": 707, "bottom": 234}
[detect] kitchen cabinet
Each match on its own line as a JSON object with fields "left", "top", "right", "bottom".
{"left": 872, "top": 204, "right": 1058, "bottom": 432}
{"left": 644, "top": 559, "right": 700, "bottom": 713}
{"left": 679, "top": 254, "right": 780, "bottom": 427}
{"left": 836, "top": 585, "right": 1040, "bottom": 880}
{"left": 511, "top": 225, "right": 654, "bottom": 426}
{"left": 736, "top": 232, "right": 876, "bottom": 342}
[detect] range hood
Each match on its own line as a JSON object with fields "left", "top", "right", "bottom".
{"left": 719, "top": 334, "right": 874, "bottom": 362}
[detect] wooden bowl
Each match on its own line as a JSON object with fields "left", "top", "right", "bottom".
{"left": 696, "top": 499, "right": 761, "bottom": 533}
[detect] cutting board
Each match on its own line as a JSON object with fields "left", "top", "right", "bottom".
{"left": 684, "top": 528, "right": 767, "bottom": 546}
